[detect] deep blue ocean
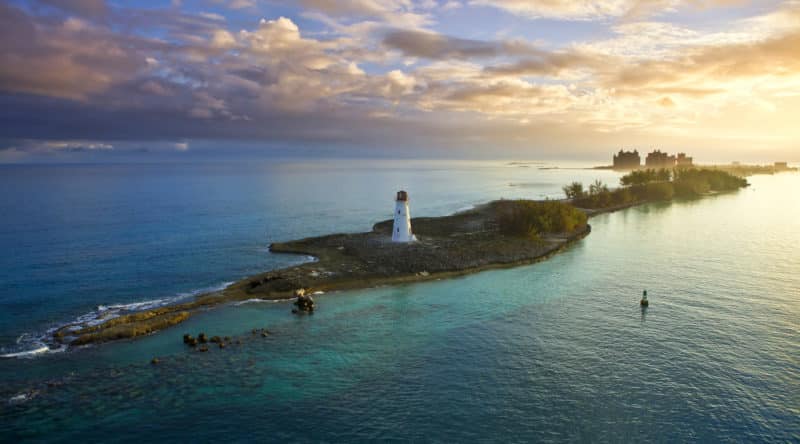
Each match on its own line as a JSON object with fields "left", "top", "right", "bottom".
{"left": 0, "top": 160, "right": 798, "bottom": 442}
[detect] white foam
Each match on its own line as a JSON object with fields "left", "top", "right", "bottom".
{"left": 5, "top": 281, "right": 233, "bottom": 357}
{"left": 89, "top": 281, "right": 232, "bottom": 318}
{"left": 0, "top": 344, "right": 49, "bottom": 359}
{"left": 9, "top": 394, "right": 27, "bottom": 402}
{"left": 234, "top": 298, "right": 294, "bottom": 306}
{"left": 8, "top": 393, "right": 32, "bottom": 404}
{"left": 93, "top": 281, "right": 233, "bottom": 315}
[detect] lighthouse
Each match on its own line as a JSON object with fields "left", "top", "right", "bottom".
{"left": 392, "top": 190, "right": 416, "bottom": 242}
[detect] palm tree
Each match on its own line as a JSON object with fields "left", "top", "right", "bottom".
{"left": 562, "top": 182, "right": 585, "bottom": 199}
{"left": 589, "top": 179, "right": 608, "bottom": 196}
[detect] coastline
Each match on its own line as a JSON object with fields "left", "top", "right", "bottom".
{"left": 45, "top": 187, "right": 734, "bottom": 348}
{"left": 51, "top": 199, "right": 606, "bottom": 347}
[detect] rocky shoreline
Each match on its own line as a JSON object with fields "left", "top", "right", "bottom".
{"left": 53, "top": 199, "right": 606, "bottom": 347}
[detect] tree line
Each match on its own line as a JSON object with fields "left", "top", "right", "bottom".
{"left": 563, "top": 168, "right": 748, "bottom": 209}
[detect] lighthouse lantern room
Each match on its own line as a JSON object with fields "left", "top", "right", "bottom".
{"left": 392, "top": 190, "right": 416, "bottom": 242}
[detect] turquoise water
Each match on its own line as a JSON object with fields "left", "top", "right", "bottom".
{"left": 0, "top": 162, "right": 798, "bottom": 442}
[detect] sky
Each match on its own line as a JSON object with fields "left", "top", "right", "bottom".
{"left": 0, "top": 0, "right": 798, "bottom": 163}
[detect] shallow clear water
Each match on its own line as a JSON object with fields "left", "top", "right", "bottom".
{"left": 0, "top": 162, "right": 798, "bottom": 442}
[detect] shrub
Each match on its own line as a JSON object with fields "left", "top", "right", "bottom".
{"left": 672, "top": 168, "right": 748, "bottom": 191}
{"left": 672, "top": 168, "right": 748, "bottom": 196}
{"left": 568, "top": 167, "right": 746, "bottom": 208}
{"left": 573, "top": 187, "right": 636, "bottom": 209}
{"left": 612, "top": 187, "right": 634, "bottom": 205}
{"left": 621, "top": 169, "right": 657, "bottom": 186}
{"left": 645, "top": 182, "right": 675, "bottom": 200}
{"left": 620, "top": 168, "right": 672, "bottom": 186}
{"left": 673, "top": 178, "right": 710, "bottom": 198}
{"left": 562, "top": 182, "right": 585, "bottom": 199}
{"left": 593, "top": 191, "right": 613, "bottom": 208}
{"left": 589, "top": 180, "right": 609, "bottom": 196}
{"left": 495, "top": 200, "right": 587, "bottom": 239}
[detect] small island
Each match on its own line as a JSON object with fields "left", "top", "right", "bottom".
{"left": 53, "top": 167, "right": 751, "bottom": 347}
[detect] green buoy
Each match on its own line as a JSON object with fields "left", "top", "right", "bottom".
{"left": 640, "top": 290, "right": 649, "bottom": 307}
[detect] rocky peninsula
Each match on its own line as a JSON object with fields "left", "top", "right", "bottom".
{"left": 55, "top": 200, "right": 591, "bottom": 346}
{"left": 54, "top": 167, "right": 750, "bottom": 347}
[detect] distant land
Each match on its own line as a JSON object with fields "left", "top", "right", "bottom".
{"left": 595, "top": 149, "right": 797, "bottom": 175}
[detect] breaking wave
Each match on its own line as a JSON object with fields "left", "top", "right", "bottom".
{"left": 1, "top": 281, "right": 233, "bottom": 359}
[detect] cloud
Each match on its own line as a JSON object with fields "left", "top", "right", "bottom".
{"left": 45, "top": 141, "right": 113, "bottom": 151}
{"left": 210, "top": 29, "right": 237, "bottom": 49}
{"left": 605, "top": 29, "right": 800, "bottom": 93}
{"left": 4, "top": 139, "right": 115, "bottom": 155}
{"left": 37, "top": 0, "right": 109, "bottom": 20}
{"left": 470, "top": 0, "right": 636, "bottom": 20}
{"left": 1, "top": 0, "right": 799, "bottom": 161}
{"left": 658, "top": 96, "right": 675, "bottom": 107}
{"left": 384, "top": 30, "right": 509, "bottom": 59}
{"left": 0, "top": 4, "right": 145, "bottom": 100}
{"left": 470, "top": 0, "right": 750, "bottom": 21}
{"left": 485, "top": 51, "right": 601, "bottom": 77}
{"left": 382, "top": 28, "right": 577, "bottom": 62}
{"left": 441, "top": 1, "right": 462, "bottom": 11}
{"left": 273, "top": 0, "right": 433, "bottom": 28}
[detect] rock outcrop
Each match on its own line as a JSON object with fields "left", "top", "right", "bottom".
{"left": 292, "top": 289, "right": 315, "bottom": 314}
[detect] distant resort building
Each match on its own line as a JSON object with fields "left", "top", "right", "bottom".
{"left": 645, "top": 150, "right": 676, "bottom": 169}
{"left": 612, "top": 149, "right": 694, "bottom": 170}
{"left": 613, "top": 150, "right": 641, "bottom": 170}
{"left": 676, "top": 153, "right": 693, "bottom": 167}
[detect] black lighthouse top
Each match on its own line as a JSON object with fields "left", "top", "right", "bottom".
{"left": 396, "top": 191, "right": 408, "bottom": 201}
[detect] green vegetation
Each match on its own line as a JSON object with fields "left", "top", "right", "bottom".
{"left": 562, "top": 182, "right": 585, "bottom": 199}
{"left": 572, "top": 179, "right": 635, "bottom": 209}
{"left": 495, "top": 200, "right": 588, "bottom": 239}
{"left": 619, "top": 168, "right": 671, "bottom": 186}
{"left": 565, "top": 168, "right": 748, "bottom": 209}
{"left": 672, "top": 168, "right": 748, "bottom": 197}
{"left": 640, "top": 182, "right": 675, "bottom": 200}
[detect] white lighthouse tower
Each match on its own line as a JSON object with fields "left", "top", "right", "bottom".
{"left": 392, "top": 190, "right": 416, "bottom": 242}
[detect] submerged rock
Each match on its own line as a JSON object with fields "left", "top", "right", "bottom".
{"left": 198, "top": 333, "right": 208, "bottom": 343}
